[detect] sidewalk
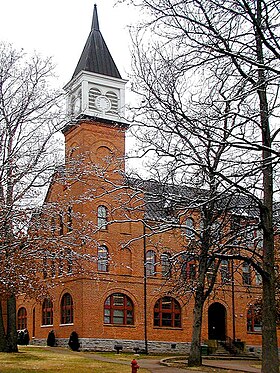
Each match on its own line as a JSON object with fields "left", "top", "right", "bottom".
{"left": 203, "top": 359, "right": 261, "bottom": 373}
{"left": 43, "top": 346, "right": 261, "bottom": 373}
{"left": 83, "top": 352, "right": 261, "bottom": 373}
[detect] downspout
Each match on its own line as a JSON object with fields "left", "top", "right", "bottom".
{"left": 143, "top": 223, "right": 148, "bottom": 354}
{"left": 231, "top": 259, "right": 236, "bottom": 342}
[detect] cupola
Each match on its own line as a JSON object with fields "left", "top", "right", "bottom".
{"left": 64, "top": 4, "right": 127, "bottom": 123}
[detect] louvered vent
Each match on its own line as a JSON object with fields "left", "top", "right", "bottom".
{"left": 89, "top": 87, "right": 101, "bottom": 111}
{"left": 106, "top": 91, "right": 118, "bottom": 114}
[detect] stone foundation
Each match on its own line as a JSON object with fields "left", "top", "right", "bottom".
{"left": 31, "top": 337, "right": 191, "bottom": 354}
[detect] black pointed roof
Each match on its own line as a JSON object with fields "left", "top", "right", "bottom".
{"left": 72, "top": 4, "right": 122, "bottom": 79}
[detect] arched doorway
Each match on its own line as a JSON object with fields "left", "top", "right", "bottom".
{"left": 208, "top": 302, "right": 226, "bottom": 340}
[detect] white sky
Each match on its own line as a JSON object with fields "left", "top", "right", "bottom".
{"left": 0, "top": 0, "right": 136, "bottom": 87}
{"left": 0, "top": 0, "right": 147, "bottom": 174}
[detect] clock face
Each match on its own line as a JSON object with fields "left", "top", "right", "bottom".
{"left": 95, "top": 95, "right": 111, "bottom": 112}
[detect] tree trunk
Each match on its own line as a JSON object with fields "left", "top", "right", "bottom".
{"left": 6, "top": 295, "right": 18, "bottom": 352}
{"left": 0, "top": 302, "right": 8, "bottom": 352}
{"left": 255, "top": 1, "right": 279, "bottom": 370}
{"left": 188, "top": 293, "right": 204, "bottom": 366}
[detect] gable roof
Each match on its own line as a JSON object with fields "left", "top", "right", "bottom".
{"left": 72, "top": 4, "right": 122, "bottom": 79}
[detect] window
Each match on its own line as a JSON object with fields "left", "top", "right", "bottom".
{"left": 61, "top": 293, "right": 73, "bottom": 324}
{"left": 247, "top": 304, "right": 262, "bottom": 332}
{"left": 104, "top": 293, "right": 134, "bottom": 325}
{"left": 105, "top": 91, "right": 118, "bottom": 114}
{"left": 98, "top": 245, "right": 109, "bottom": 272}
{"left": 89, "top": 87, "right": 101, "bottom": 111}
{"left": 242, "top": 262, "right": 251, "bottom": 285}
{"left": 146, "top": 250, "right": 156, "bottom": 276}
{"left": 187, "top": 260, "right": 196, "bottom": 280}
{"left": 180, "top": 254, "right": 196, "bottom": 280}
{"left": 154, "top": 297, "right": 181, "bottom": 328}
{"left": 97, "top": 205, "right": 108, "bottom": 229}
{"left": 220, "top": 260, "right": 230, "bottom": 284}
{"left": 17, "top": 307, "right": 27, "bottom": 330}
{"left": 185, "top": 218, "right": 194, "bottom": 238}
{"left": 42, "top": 298, "right": 53, "bottom": 326}
{"left": 161, "top": 253, "right": 171, "bottom": 278}
{"left": 206, "top": 259, "right": 216, "bottom": 284}
{"left": 211, "top": 220, "right": 221, "bottom": 241}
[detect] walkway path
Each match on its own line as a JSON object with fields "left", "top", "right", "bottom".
{"left": 81, "top": 352, "right": 261, "bottom": 373}
{"left": 203, "top": 359, "right": 261, "bottom": 373}
{"left": 43, "top": 346, "right": 261, "bottom": 373}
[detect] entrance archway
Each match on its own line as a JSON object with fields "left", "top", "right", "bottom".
{"left": 208, "top": 302, "right": 226, "bottom": 340}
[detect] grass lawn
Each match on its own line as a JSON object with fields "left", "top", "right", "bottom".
{"left": 0, "top": 346, "right": 150, "bottom": 373}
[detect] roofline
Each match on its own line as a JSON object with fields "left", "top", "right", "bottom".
{"left": 64, "top": 70, "right": 128, "bottom": 91}
{"left": 62, "top": 116, "right": 129, "bottom": 135}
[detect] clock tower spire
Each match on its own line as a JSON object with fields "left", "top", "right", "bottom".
{"left": 65, "top": 4, "right": 127, "bottom": 124}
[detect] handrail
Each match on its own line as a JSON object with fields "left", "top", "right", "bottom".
{"left": 221, "top": 336, "right": 243, "bottom": 355}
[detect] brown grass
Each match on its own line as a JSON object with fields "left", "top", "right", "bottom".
{"left": 0, "top": 346, "right": 150, "bottom": 373}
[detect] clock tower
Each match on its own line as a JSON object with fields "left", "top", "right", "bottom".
{"left": 64, "top": 4, "right": 127, "bottom": 123}
{"left": 63, "top": 4, "right": 128, "bottom": 179}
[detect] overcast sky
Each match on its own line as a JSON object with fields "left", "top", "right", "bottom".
{"left": 0, "top": 0, "right": 136, "bottom": 87}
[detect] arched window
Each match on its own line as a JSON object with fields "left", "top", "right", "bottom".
{"left": 161, "top": 253, "right": 171, "bottom": 278}
{"left": 242, "top": 262, "right": 251, "bottom": 285}
{"left": 105, "top": 91, "right": 118, "bottom": 114}
{"left": 97, "top": 205, "right": 108, "bottom": 229}
{"left": 98, "top": 245, "right": 109, "bottom": 272}
{"left": 181, "top": 254, "right": 196, "bottom": 280}
{"left": 42, "top": 298, "right": 53, "bottom": 326}
{"left": 17, "top": 307, "right": 27, "bottom": 330}
{"left": 61, "top": 293, "right": 73, "bottom": 324}
{"left": 154, "top": 297, "right": 181, "bottom": 328}
{"left": 89, "top": 87, "right": 101, "bottom": 110}
{"left": 247, "top": 304, "right": 262, "bottom": 333}
{"left": 146, "top": 250, "right": 156, "bottom": 276}
{"left": 185, "top": 218, "right": 194, "bottom": 238}
{"left": 104, "top": 293, "right": 134, "bottom": 325}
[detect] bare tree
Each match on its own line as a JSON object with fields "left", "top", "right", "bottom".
{"left": 119, "top": 0, "right": 280, "bottom": 370}
{"left": 0, "top": 42, "right": 65, "bottom": 352}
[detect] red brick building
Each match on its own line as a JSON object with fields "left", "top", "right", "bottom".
{"left": 17, "top": 5, "right": 278, "bottom": 355}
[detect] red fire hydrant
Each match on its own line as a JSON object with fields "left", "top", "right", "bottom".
{"left": 131, "top": 358, "right": 140, "bottom": 373}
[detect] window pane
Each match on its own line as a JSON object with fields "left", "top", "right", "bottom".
{"left": 98, "top": 246, "right": 108, "bottom": 272}
{"left": 98, "top": 206, "right": 107, "bottom": 229}
{"left": 185, "top": 218, "right": 194, "bottom": 238}
{"left": 162, "top": 300, "right": 172, "bottom": 309}
{"left": 146, "top": 250, "right": 156, "bottom": 276}
{"left": 113, "top": 295, "right": 124, "bottom": 306}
